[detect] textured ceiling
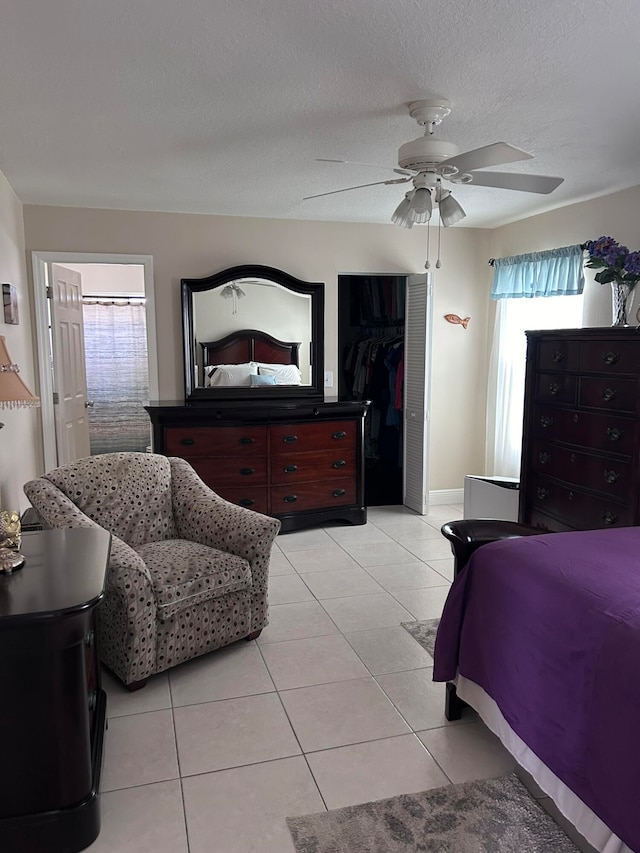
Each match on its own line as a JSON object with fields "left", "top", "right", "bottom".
{"left": 1, "top": 0, "right": 639, "bottom": 228}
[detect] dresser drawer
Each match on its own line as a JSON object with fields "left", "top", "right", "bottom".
{"left": 270, "top": 420, "right": 356, "bottom": 452}
{"left": 535, "top": 373, "right": 577, "bottom": 405}
{"left": 580, "top": 340, "right": 640, "bottom": 375}
{"left": 213, "top": 485, "right": 269, "bottom": 514}
{"left": 578, "top": 376, "right": 638, "bottom": 414}
{"left": 526, "top": 509, "right": 577, "bottom": 533}
{"left": 188, "top": 457, "right": 268, "bottom": 487}
{"left": 270, "top": 450, "right": 357, "bottom": 484}
{"left": 529, "top": 475, "right": 633, "bottom": 530}
{"left": 271, "top": 477, "right": 356, "bottom": 513}
{"left": 530, "top": 440, "right": 633, "bottom": 500}
{"left": 165, "top": 426, "right": 267, "bottom": 457}
{"left": 536, "top": 340, "right": 581, "bottom": 372}
{"left": 531, "top": 406, "right": 635, "bottom": 455}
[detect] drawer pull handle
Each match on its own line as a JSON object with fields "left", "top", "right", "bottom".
{"left": 602, "top": 511, "right": 618, "bottom": 525}
{"left": 239, "top": 498, "right": 255, "bottom": 507}
{"left": 548, "top": 382, "right": 560, "bottom": 395}
{"left": 283, "top": 465, "right": 298, "bottom": 473}
{"left": 568, "top": 491, "right": 574, "bottom": 501}
{"left": 85, "top": 630, "right": 95, "bottom": 648}
{"left": 88, "top": 691, "right": 97, "bottom": 712}
{"left": 540, "top": 415, "right": 553, "bottom": 428}
{"left": 570, "top": 453, "right": 576, "bottom": 463}
{"left": 602, "top": 387, "right": 617, "bottom": 402}
{"left": 332, "top": 431, "right": 347, "bottom": 440}
{"left": 240, "top": 467, "right": 255, "bottom": 476}
{"left": 604, "top": 469, "right": 620, "bottom": 484}
{"left": 283, "top": 435, "right": 298, "bottom": 443}
{"left": 537, "top": 487, "right": 549, "bottom": 500}
{"left": 332, "top": 488, "right": 347, "bottom": 497}
{"left": 179, "top": 438, "right": 195, "bottom": 446}
{"left": 602, "top": 351, "right": 620, "bottom": 366}
{"left": 552, "top": 351, "right": 565, "bottom": 363}
{"left": 332, "top": 460, "right": 347, "bottom": 469}
{"left": 607, "top": 427, "right": 623, "bottom": 442}
{"left": 283, "top": 494, "right": 297, "bottom": 503}
{"left": 239, "top": 437, "right": 255, "bottom": 445}
{"left": 538, "top": 452, "right": 551, "bottom": 465}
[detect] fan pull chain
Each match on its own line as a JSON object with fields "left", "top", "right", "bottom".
{"left": 435, "top": 207, "right": 442, "bottom": 268}
{"left": 425, "top": 218, "right": 431, "bottom": 270}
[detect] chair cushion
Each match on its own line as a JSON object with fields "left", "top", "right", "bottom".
{"left": 134, "top": 538, "right": 251, "bottom": 619}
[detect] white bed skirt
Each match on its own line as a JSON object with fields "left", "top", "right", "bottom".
{"left": 456, "top": 675, "right": 633, "bottom": 853}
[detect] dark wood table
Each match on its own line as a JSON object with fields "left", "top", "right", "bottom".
{"left": 0, "top": 527, "right": 110, "bottom": 852}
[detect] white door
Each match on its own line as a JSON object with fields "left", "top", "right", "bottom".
{"left": 49, "top": 264, "right": 91, "bottom": 464}
{"left": 403, "top": 273, "right": 432, "bottom": 514}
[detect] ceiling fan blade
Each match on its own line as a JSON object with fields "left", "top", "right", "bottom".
{"left": 440, "top": 142, "right": 533, "bottom": 174}
{"left": 466, "top": 171, "right": 564, "bottom": 194}
{"left": 303, "top": 176, "right": 410, "bottom": 201}
{"left": 317, "top": 158, "right": 413, "bottom": 177}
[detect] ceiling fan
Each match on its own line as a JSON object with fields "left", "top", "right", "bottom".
{"left": 304, "top": 98, "right": 564, "bottom": 228}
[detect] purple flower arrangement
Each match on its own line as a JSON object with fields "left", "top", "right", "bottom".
{"left": 586, "top": 237, "right": 640, "bottom": 286}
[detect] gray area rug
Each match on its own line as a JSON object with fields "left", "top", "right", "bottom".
{"left": 287, "top": 773, "right": 579, "bottom": 852}
{"left": 401, "top": 617, "right": 440, "bottom": 657}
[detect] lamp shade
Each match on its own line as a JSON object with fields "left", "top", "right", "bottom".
{"left": 0, "top": 336, "right": 40, "bottom": 409}
{"left": 408, "top": 187, "right": 432, "bottom": 223}
{"left": 391, "top": 192, "right": 415, "bottom": 228}
{"left": 439, "top": 192, "right": 466, "bottom": 227}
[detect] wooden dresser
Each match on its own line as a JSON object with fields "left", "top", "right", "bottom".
{"left": 519, "top": 327, "right": 640, "bottom": 532}
{"left": 145, "top": 399, "right": 369, "bottom": 532}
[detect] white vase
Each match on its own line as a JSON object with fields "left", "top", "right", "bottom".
{"left": 610, "top": 282, "right": 635, "bottom": 326}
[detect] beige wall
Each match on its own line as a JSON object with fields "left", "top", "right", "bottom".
{"left": 23, "top": 206, "right": 493, "bottom": 491}
{"left": 0, "top": 172, "right": 41, "bottom": 511}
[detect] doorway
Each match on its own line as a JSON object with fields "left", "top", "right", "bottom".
{"left": 32, "top": 252, "right": 158, "bottom": 471}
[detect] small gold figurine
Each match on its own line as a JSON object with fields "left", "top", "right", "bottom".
{"left": 0, "top": 510, "right": 24, "bottom": 573}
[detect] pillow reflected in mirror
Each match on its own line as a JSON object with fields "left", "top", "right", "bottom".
{"left": 257, "top": 363, "right": 302, "bottom": 385}
{"left": 206, "top": 362, "right": 257, "bottom": 387}
{"left": 250, "top": 373, "right": 277, "bottom": 386}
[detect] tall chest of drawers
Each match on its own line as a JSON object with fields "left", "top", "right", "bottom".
{"left": 519, "top": 327, "right": 640, "bottom": 532}
{"left": 146, "top": 399, "right": 369, "bottom": 532}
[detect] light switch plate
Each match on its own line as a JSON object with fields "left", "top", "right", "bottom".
{"left": 324, "top": 371, "right": 334, "bottom": 388}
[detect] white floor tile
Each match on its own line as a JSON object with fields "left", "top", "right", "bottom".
{"left": 169, "top": 642, "right": 274, "bottom": 706}
{"left": 285, "top": 546, "right": 361, "bottom": 573}
{"left": 342, "top": 540, "right": 418, "bottom": 567}
{"left": 365, "top": 561, "right": 451, "bottom": 591}
{"left": 403, "top": 537, "right": 457, "bottom": 561}
{"left": 182, "top": 756, "right": 324, "bottom": 853}
{"left": 376, "top": 668, "right": 476, "bottom": 731}
{"left": 280, "top": 677, "right": 410, "bottom": 752}
{"left": 380, "top": 519, "right": 444, "bottom": 540}
{"left": 427, "top": 557, "right": 455, "bottom": 581}
{"left": 267, "top": 573, "right": 315, "bottom": 604}
{"left": 366, "top": 506, "right": 421, "bottom": 521}
{"left": 102, "top": 669, "right": 171, "bottom": 718}
{"left": 298, "top": 566, "right": 385, "bottom": 599}
{"left": 173, "top": 692, "right": 301, "bottom": 776}
{"left": 256, "top": 600, "right": 340, "bottom": 644}
{"left": 87, "top": 780, "right": 188, "bottom": 852}
{"left": 344, "top": 625, "right": 435, "bottom": 674}
{"left": 417, "top": 721, "right": 517, "bottom": 784}
{"left": 260, "top": 633, "right": 369, "bottom": 690}
{"left": 325, "top": 524, "right": 393, "bottom": 546}
{"left": 277, "top": 528, "right": 337, "bottom": 551}
{"left": 268, "top": 550, "right": 297, "bottom": 575}
{"left": 307, "top": 733, "right": 450, "bottom": 810}
{"left": 320, "top": 592, "right": 414, "bottom": 633}
{"left": 101, "top": 709, "right": 179, "bottom": 792}
{"left": 389, "top": 585, "right": 451, "bottom": 620}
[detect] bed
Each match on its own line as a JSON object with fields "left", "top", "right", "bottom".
{"left": 199, "top": 329, "right": 302, "bottom": 387}
{"left": 434, "top": 523, "right": 640, "bottom": 853}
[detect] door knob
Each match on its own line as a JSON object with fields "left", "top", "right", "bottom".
{"left": 84, "top": 400, "right": 95, "bottom": 408}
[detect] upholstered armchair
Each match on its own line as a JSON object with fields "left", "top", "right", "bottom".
{"left": 24, "top": 452, "right": 281, "bottom": 690}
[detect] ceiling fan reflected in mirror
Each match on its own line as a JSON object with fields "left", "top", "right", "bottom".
{"left": 304, "top": 98, "right": 564, "bottom": 229}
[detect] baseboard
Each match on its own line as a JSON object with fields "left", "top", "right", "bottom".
{"left": 428, "top": 488, "right": 464, "bottom": 506}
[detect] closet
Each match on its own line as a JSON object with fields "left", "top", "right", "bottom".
{"left": 338, "top": 275, "right": 408, "bottom": 506}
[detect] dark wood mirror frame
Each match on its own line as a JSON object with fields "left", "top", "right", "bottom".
{"left": 182, "top": 264, "right": 325, "bottom": 402}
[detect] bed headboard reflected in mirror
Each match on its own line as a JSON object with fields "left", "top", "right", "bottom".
{"left": 182, "top": 265, "right": 324, "bottom": 401}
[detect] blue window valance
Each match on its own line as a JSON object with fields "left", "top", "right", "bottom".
{"left": 491, "top": 244, "right": 585, "bottom": 300}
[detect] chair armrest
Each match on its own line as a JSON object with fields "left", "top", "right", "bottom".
{"left": 441, "top": 518, "right": 543, "bottom": 576}
{"left": 169, "top": 458, "right": 281, "bottom": 576}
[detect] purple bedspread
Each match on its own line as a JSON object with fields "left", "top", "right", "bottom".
{"left": 433, "top": 526, "right": 640, "bottom": 852}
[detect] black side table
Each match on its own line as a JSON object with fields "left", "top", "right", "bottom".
{"left": 0, "top": 527, "right": 110, "bottom": 853}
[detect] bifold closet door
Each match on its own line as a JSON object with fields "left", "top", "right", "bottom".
{"left": 403, "top": 274, "right": 432, "bottom": 514}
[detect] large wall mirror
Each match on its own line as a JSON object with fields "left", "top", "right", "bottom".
{"left": 182, "top": 265, "right": 324, "bottom": 401}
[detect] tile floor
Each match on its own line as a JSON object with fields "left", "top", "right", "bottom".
{"left": 90, "top": 504, "right": 595, "bottom": 853}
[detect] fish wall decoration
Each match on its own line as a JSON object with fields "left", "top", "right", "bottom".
{"left": 444, "top": 314, "right": 471, "bottom": 329}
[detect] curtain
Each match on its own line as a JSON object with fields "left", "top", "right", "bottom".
{"left": 491, "top": 244, "right": 585, "bottom": 299}
{"left": 82, "top": 301, "right": 150, "bottom": 455}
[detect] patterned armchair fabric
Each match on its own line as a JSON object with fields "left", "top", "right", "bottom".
{"left": 24, "top": 452, "right": 281, "bottom": 688}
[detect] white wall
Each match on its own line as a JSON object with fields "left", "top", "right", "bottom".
{"left": 62, "top": 262, "right": 145, "bottom": 296}
{"left": 23, "top": 206, "right": 493, "bottom": 490}
{"left": 0, "top": 171, "right": 41, "bottom": 511}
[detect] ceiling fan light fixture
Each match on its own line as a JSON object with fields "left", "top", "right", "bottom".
{"left": 408, "top": 187, "right": 432, "bottom": 223}
{"left": 439, "top": 192, "right": 466, "bottom": 227}
{"left": 391, "top": 192, "right": 415, "bottom": 228}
